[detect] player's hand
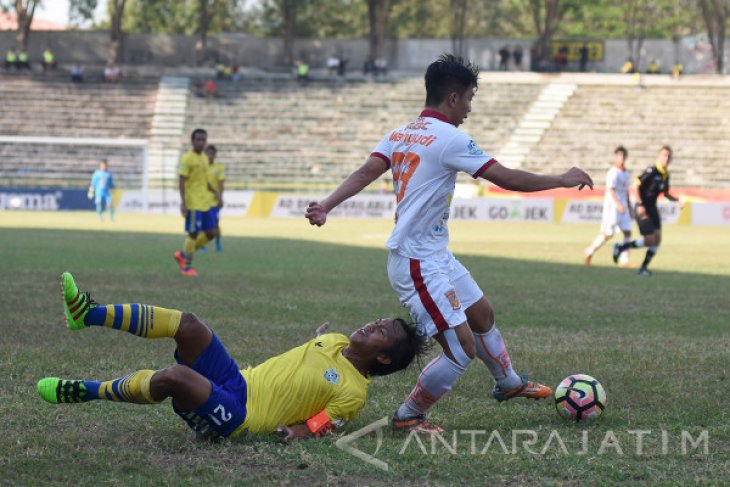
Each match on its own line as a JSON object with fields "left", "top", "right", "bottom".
{"left": 87, "top": 189, "right": 94, "bottom": 200}
{"left": 277, "top": 424, "right": 313, "bottom": 443}
{"left": 305, "top": 201, "right": 328, "bottom": 226}
{"left": 617, "top": 203, "right": 625, "bottom": 214}
{"left": 636, "top": 205, "right": 647, "bottom": 219}
{"left": 180, "top": 203, "right": 187, "bottom": 217}
{"left": 277, "top": 424, "right": 295, "bottom": 443}
{"left": 677, "top": 198, "right": 685, "bottom": 210}
{"left": 315, "top": 321, "right": 330, "bottom": 337}
{"left": 561, "top": 167, "right": 593, "bottom": 190}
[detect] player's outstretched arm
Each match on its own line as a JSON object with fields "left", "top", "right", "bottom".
{"left": 481, "top": 161, "right": 593, "bottom": 192}
{"left": 306, "top": 156, "right": 389, "bottom": 226}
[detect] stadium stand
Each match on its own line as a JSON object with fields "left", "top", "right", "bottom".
{"left": 0, "top": 72, "right": 158, "bottom": 188}
{"left": 524, "top": 84, "right": 730, "bottom": 188}
{"left": 183, "top": 77, "right": 543, "bottom": 188}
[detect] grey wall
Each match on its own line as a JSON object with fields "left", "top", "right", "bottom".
{"left": 0, "top": 31, "right": 727, "bottom": 74}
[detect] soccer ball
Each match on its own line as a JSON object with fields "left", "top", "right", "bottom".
{"left": 554, "top": 374, "right": 606, "bottom": 421}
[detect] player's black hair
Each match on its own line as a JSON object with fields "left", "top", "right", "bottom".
{"left": 369, "top": 318, "right": 428, "bottom": 377}
{"left": 424, "top": 53, "right": 480, "bottom": 107}
{"left": 191, "top": 128, "right": 207, "bottom": 141}
{"left": 614, "top": 146, "right": 628, "bottom": 158}
{"left": 206, "top": 144, "right": 217, "bottom": 152}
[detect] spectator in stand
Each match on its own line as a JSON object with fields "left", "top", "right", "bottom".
{"left": 554, "top": 47, "right": 568, "bottom": 72}
{"left": 42, "top": 48, "right": 56, "bottom": 71}
{"left": 327, "top": 56, "right": 340, "bottom": 76}
{"left": 204, "top": 79, "right": 218, "bottom": 98}
{"left": 337, "top": 57, "right": 348, "bottom": 77}
{"left": 296, "top": 61, "right": 310, "bottom": 82}
{"left": 579, "top": 44, "right": 589, "bottom": 72}
{"left": 18, "top": 50, "right": 30, "bottom": 70}
{"left": 363, "top": 56, "right": 375, "bottom": 76}
{"left": 512, "top": 45, "right": 523, "bottom": 71}
{"left": 5, "top": 48, "right": 18, "bottom": 70}
{"left": 231, "top": 64, "right": 240, "bottom": 81}
{"left": 498, "top": 45, "right": 510, "bottom": 71}
{"left": 192, "top": 80, "right": 205, "bottom": 98}
{"left": 647, "top": 59, "right": 660, "bottom": 74}
{"left": 672, "top": 62, "right": 683, "bottom": 79}
{"left": 71, "top": 65, "right": 84, "bottom": 83}
{"left": 621, "top": 58, "right": 636, "bottom": 74}
{"left": 215, "top": 63, "right": 227, "bottom": 79}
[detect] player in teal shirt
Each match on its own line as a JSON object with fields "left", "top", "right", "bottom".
{"left": 89, "top": 159, "right": 115, "bottom": 221}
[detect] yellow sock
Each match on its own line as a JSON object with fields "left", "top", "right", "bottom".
{"left": 97, "top": 369, "right": 159, "bottom": 403}
{"left": 85, "top": 304, "right": 182, "bottom": 339}
{"left": 195, "top": 233, "right": 209, "bottom": 250}
{"left": 183, "top": 237, "right": 197, "bottom": 266}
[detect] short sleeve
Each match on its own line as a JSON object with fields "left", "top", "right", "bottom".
{"left": 606, "top": 168, "right": 618, "bottom": 189}
{"left": 442, "top": 132, "right": 495, "bottom": 178}
{"left": 370, "top": 133, "right": 393, "bottom": 169}
{"left": 179, "top": 155, "right": 190, "bottom": 177}
{"left": 324, "top": 388, "right": 367, "bottom": 427}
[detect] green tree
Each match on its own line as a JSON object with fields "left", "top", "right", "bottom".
{"left": 699, "top": 0, "right": 729, "bottom": 73}
{"left": 0, "top": 0, "right": 42, "bottom": 52}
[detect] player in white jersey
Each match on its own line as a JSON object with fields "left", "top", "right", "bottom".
{"left": 584, "top": 146, "right": 633, "bottom": 266}
{"left": 306, "top": 54, "right": 593, "bottom": 433}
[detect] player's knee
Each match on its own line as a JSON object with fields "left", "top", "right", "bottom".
{"left": 178, "top": 312, "right": 211, "bottom": 340}
{"left": 455, "top": 333, "right": 476, "bottom": 363}
{"left": 152, "top": 365, "right": 194, "bottom": 395}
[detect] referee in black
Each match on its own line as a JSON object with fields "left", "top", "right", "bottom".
{"left": 613, "top": 146, "right": 682, "bottom": 275}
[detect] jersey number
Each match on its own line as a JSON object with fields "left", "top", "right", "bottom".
{"left": 391, "top": 152, "right": 421, "bottom": 203}
{"left": 208, "top": 404, "right": 233, "bottom": 426}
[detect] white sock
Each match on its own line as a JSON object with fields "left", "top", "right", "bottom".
{"left": 587, "top": 235, "right": 606, "bottom": 255}
{"left": 619, "top": 235, "right": 630, "bottom": 264}
{"left": 396, "top": 353, "right": 467, "bottom": 418}
{"left": 473, "top": 326, "right": 522, "bottom": 390}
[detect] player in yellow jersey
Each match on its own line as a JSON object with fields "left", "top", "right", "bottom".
{"left": 173, "top": 129, "right": 220, "bottom": 276}
{"left": 202, "top": 144, "right": 225, "bottom": 253}
{"left": 39, "top": 273, "right": 425, "bottom": 442}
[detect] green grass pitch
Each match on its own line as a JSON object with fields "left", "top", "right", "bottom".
{"left": 0, "top": 212, "right": 728, "bottom": 486}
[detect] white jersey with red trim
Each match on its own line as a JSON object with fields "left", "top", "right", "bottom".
{"left": 372, "top": 110, "right": 495, "bottom": 259}
{"left": 603, "top": 166, "right": 630, "bottom": 217}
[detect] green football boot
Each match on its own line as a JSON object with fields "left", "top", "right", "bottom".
{"left": 37, "top": 378, "right": 90, "bottom": 404}
{"left": 61, "top": 272, "right": 96, "bottom": 330}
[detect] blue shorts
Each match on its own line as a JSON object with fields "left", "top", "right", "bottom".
{"left": 172, "top": 334, "right": 247, "bottom": 438}
{"left": 95, "top": 192, "right": 112, "bottom": 206}
{"left": 209, "top": 206, "right": 220, "bottom": 225}
{"left": 184, "top": 209, "right": 217, "bottom": 233}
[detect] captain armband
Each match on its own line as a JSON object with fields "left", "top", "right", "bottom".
{"left": 306, "top": 410, "right": 335, "bottom": 437}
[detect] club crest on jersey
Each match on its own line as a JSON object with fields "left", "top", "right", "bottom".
{"left": 467, "top": 140, "right": 483, "bottom": 155}
{"left": 445, "top": 289, "right": 461, "bottom": 310}
{"left": 324, "top": 368, "right": 340, "bottom": 385}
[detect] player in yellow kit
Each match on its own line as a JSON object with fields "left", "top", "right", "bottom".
{"left": 206, "top": 145, "right": 225, "bottom": 253}
{"left": 38, "top": 273, "right": 424, "bottom": 441}
{"left": 173, "top": 128, "right": 220, "bottom": 276}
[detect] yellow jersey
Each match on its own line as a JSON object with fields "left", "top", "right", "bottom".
{"left": 235, "top": 333, "right": 370, "bottom": 435}
{"left": 179, "top": 151, "right": 211, "bottom": 210}
{"left": 208, "top": 163, "right": 225, "bottom": 193}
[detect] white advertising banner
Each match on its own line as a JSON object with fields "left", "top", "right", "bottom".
{"left": 271, "top": 194, "right": 396, "bottom": 219}
{"left": 691, "top": 202, "right": 730, "bottom": 225}
{"left": 118, "top": 190, "right": 254, "bottom": 216}
{"left": 450, "top": 198, "right": 553, "bottom": 222}
{"left": 561, "top": 200, "right": 682, "bottom": 224}
{"left": 271, "top": 194, "right": 552, "bottom": 222}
